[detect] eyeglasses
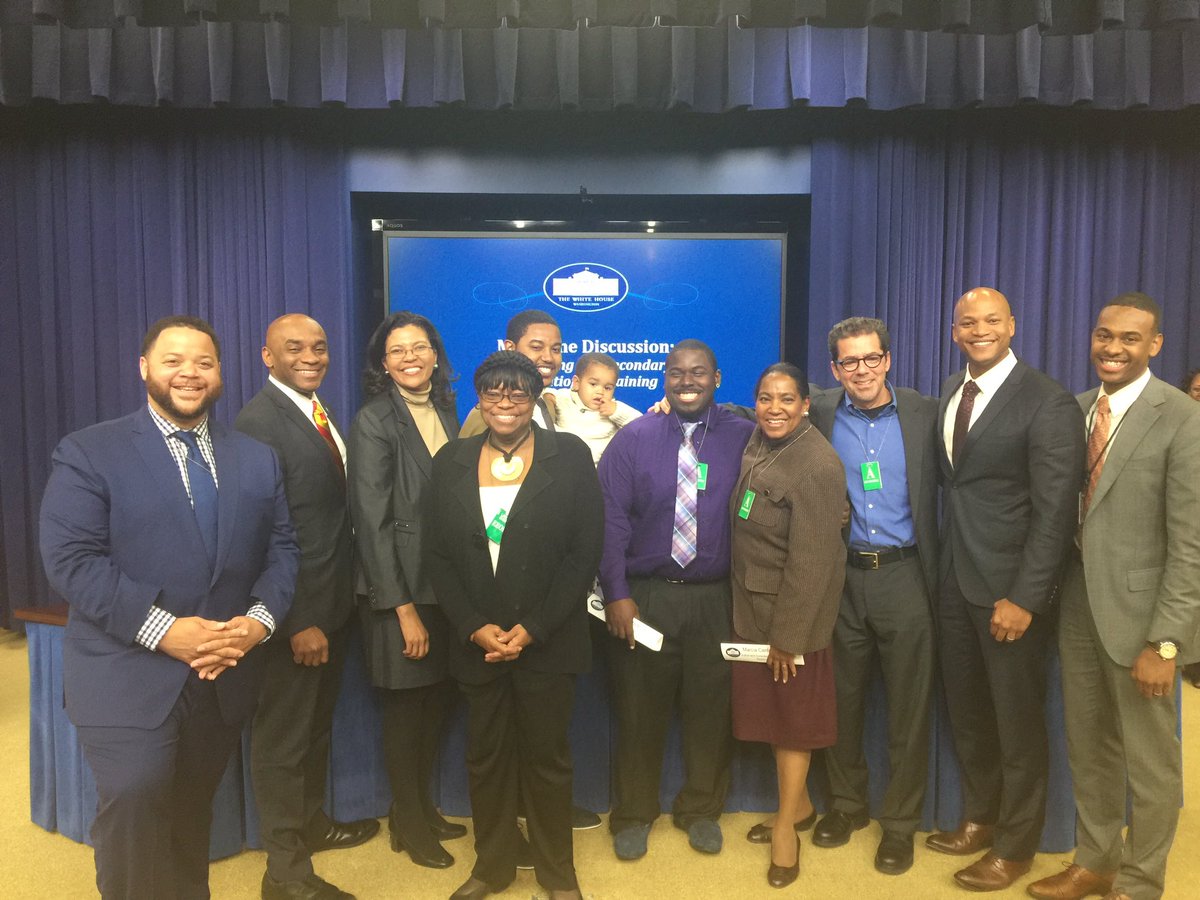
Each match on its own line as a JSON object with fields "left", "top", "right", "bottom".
{"left": 480, "top": 389, "right": 533, "bottom": 406}
{"left": 835, "top": 353, "right": 886, "bottom": 373}
{"left": 386, "top": 343, "right": 433, "bottom": 359}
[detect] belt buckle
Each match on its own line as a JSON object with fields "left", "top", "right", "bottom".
{"left": 855, "top": 551, "right": 880, "bottom": 570}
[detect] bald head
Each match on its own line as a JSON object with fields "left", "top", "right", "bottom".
{"left": 952, "top": 286, "right": 1016, "bottom": 378}
{"left": 262, "top": 314, "right": 329, "bottom": 396}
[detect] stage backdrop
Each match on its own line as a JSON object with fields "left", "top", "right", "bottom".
{"left": 383, "top": 231, "right": 785, "bottom": 420}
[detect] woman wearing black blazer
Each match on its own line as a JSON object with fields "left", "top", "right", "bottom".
{"left": 348, "top": 310, "right": 465, "bottom": 868}
{"left": 426, "top": 352, "right": 603, "bottom": 900}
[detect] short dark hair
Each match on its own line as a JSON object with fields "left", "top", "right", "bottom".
{"left": 141, "top": 316, "right": 221, "bottom": 361}
{"left": 1182, "top": 368, "right": 1200, "bottom": 393}
{"left": 668, "top": 338, "right": 718, "bottom": 371}
{"left": 827, "top": 316, "right": 890, "bottom": 360}
{"left": 474, "top": 350, "right": 543, "bottom": 399}
{"left": 1102, "top": 292, "right": 1162, "bottom": 334}
{"left": 506, "top": 309, "right": 560, "bottom": 345}
{"left": 362, "top": 310, "right": 457, "bottom": 410}
{"left": 754, "top": 362, "right": 810, "bottom": 401}
{"left": 575, "top": 352, "right": 620, "bottom": 379}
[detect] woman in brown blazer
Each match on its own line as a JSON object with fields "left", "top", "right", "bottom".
{"left": 729, "top": 362, "right": 847, "bottom": 889}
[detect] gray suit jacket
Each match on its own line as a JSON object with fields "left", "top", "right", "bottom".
{"left": 1076, "top": 375, "right": 1200, "bottom": 666}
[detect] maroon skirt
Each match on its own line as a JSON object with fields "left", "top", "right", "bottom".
{"left": 731, "top": 641, "right": 836, "bottom": 751}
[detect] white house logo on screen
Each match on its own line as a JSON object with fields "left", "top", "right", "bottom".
{"left": 543, "top": 263, "right": 628, "bottom": 313}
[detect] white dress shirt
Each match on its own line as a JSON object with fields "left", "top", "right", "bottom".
{"left": 942, "top": 349, "right": 1019, "bottom": 464}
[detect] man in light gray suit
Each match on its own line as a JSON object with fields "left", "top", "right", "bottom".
{"left": 1027, "top": 292, "right": 1200, "bottom": 900}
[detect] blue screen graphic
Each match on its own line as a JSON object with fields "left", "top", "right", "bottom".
{"left": 385, "top": 233, "right": 785, "bottom": 423}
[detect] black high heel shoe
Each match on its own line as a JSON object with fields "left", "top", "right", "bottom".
{"left": 767, "top": 834, "right": 800, "bottom": 888}
{"left": 426, "top": 809, "right": 468, "bottom": 840}
{"left": 388, "top": 804, "right": 455, "bottom": 868}
{"left": 746, "top": 808, "right": 818, "bottom": 843}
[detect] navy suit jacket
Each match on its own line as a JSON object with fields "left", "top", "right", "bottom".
{"left": 39, "top": 407, "right": 299, "bottom": 730}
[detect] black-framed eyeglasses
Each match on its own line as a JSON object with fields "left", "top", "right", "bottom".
{"left": 480, "top": 389, "right": 533, "bottom": 406}
{"left": 835, "top": 353, "right": 886, "bottom": 373}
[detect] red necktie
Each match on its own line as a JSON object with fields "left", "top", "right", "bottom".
{"left": 312, "top": 399, "right": 345, "bottom": 479}
{"left": 1081, "top": 394, "right": 1110, "bottom": 518}
{"left": 952, "top": 380, "right": 981, "bottom": 466}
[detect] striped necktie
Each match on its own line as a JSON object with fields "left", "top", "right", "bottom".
{"left": 671, "top": 422, "right": 700, "bottom": 568}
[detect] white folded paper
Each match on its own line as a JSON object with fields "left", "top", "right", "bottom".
{"left": 586, "top": 592, "right": 664, "bottom": 652}
{"left": 720, "top": 642, "right": 804, "bottom": 665}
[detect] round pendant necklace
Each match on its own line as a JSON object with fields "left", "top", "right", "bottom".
{"left": 488, "top": 427, "right": 532, "bottom": 482}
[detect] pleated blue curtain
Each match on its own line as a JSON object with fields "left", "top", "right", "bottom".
{"left": 808, "top": 123, "right": 1200, "bottom": 396}
{"left": 4, "top": 18, "right": 1199, "bottom": 109}
{"left": 0, "top": 123, "right": 350, "bottom": 621}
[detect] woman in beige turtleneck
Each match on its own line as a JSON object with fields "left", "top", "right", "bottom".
{"left": 348, "top": 311, "right": 465, "bottom": 869}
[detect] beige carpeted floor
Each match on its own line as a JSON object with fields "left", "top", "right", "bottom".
{"left": 2, "top": 626, "right": 1198, "bottom": 899}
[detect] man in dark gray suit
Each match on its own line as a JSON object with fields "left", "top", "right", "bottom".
{"left": 805, "top": 317, "right": 939, "bottom": 877}
{"left": 927, "top": 288, "right": 1085, "bottom": 893}
{"left": 1027, "top": 293, "right": 1200, "bottom": 900}
{"left": 236, "top": 314, "right": 379, "bottom": 900}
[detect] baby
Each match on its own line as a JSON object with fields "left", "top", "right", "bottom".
{"left": 551, "top": 352, "right": 641, "bottom": 465}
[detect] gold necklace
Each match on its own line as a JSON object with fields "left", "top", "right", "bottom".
{"left": 488, "top": 428, "right": 532, "bottom": 482}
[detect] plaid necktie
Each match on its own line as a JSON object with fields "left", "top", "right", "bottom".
{"left": 671, "top": 422, "right": 700, "bottom": 568}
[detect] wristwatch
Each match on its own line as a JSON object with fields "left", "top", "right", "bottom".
{"left": 1149, "top": 640, "right": 1179, "bottom": 661}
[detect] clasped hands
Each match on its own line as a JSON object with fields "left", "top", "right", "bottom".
{"left": 471, "top": 623, "right": 532, "bottom": 663}
{"left": 158, "top": 615, "right": 268, "bottom": 681}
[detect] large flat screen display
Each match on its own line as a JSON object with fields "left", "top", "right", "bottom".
{"left": 384, "top": 231, "right": 785, "bottom": 423}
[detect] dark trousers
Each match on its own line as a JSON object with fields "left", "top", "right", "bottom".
{"left": 250, "top": 623, "right": 348, "bottom": 882}
{"left": 825, "top": 555, "right": 934, "bottom": 835}
{"left": 460, "top": 669, "right": 577, "bottom": 892}
{"left": 938, "top": 568, "right": 1049, "bottom": 860}
{"left": 77, "top": 675, "right": 243, "bottom": 900}
{"left": 607, "top": 577, "right": 732, "bottom": 833}
{"left": 381, "top": 678, "right": 456, "bottom": 852}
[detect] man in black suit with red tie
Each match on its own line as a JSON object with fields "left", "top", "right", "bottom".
{"left": 236, "top": 314, "right": 379, "bottom": 900}
{"left": 927, "top": 288, "right": 1085, "bottom": 892}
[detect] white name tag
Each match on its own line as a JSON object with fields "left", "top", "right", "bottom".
{"left": 720, "top": 642, "right": 804, "bottom": 665}
{"left": 587, "top": 592, "right": 665, "bottom": 652}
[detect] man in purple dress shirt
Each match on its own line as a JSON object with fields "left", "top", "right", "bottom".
{"left": 597, "top": 339, "right": 755, "bottom": 862}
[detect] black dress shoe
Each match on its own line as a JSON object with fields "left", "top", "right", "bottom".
{"left": 261, "top": 872, "right": 354, "bottom": 900}
{"left": 767, "top": 834, "right": 800, "bottom": 889}
{"left": 874, "top": 830, "right": 914, "bottom": 875}
{"left": 427, "top": 811, "right": 468, "bottom": 840}
{"left": 571, "top": 805, "right": 603, "bottom": 830}
{"left": 747, "top": 809, "right": 818, "bottom": 843}
{"left": 811, "top": 809, "right": 870, "bottom": 848}
{"left": 448, "top": 876, "right": 495, "bottom": 900}
{"left": 304, "top": 817, "right": 380, "bottom": 853}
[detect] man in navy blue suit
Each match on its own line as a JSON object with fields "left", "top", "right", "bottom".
{"left": 40, "top": 315, "right": 299, "bottom": 900}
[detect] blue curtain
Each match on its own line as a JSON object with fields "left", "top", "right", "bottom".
{"left": 0, "top": 119, "right": 351, "bottom": 624}
{"left": 808, "top": 119, "right": 1200, "bottom": 396}
{"left": 3, "top": 19, "right": 1199, "bottom": 109}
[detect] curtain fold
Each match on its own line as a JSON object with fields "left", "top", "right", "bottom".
{"left": 0, "top": 122, "right": 350, "bottom": 624}
{"left": 6, "top": 19, "right": 1198, "bottom": 109}
{"left": 807, "top": 122, "right": 1200, "bottom": 398}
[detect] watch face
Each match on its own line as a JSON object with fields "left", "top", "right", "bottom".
{"left": 1158, "top": 641, "right": 1179, "bottom": 661}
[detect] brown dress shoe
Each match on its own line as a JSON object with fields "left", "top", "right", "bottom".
{"left": 1026, "top": 863, "right": 1115, "bottom": 899}
{"left": 926, "top": 821, "right": 995, "bottom": 856}
{"left": 953, "top": 851, "right": 1033, "bottom": 891}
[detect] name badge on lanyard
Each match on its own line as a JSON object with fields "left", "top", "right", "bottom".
{"left": 486, "top": 508, "right": 509, "bottom": 545}
{"left": 696, "top": 462, "right": 708, "bottom": 491}
{"left": 737, "top": 489, "right": 755, "bottom": 519}
{"left": 861, "top": 461, "right": 882, "bottom": 492}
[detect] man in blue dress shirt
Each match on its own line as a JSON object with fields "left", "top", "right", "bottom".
{"left": 807, "top": 317, "right": 941, "bottom": 876}
{"left": 597, "top": 339, "right": 754, "bottom": 862}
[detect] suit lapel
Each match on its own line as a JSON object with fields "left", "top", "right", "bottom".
{"left": 132, "top": 411, "right": 205, "bottom": 552}
{"left": 389, "top": 390, "right": 434, "bottom": 479}
{"left": 896, "top": 391, "right": 927, "bottom": 523}
{"left": 509, "top": 426, "right": 556, "bottom": 521}
{"left": 937, "top": 371, "right": 963, "bottom": 474}
{"left": 1087, "top": 378, "right": 1165, "bottom": 515}
{"left": 955, "top": 363, "right": 1026, "bottom": 468}
{"left": 208, "top": 421, "right": 240, "bottom": 583}
{"left": 266, "top": 382, "right": 342, "bottom": 479}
